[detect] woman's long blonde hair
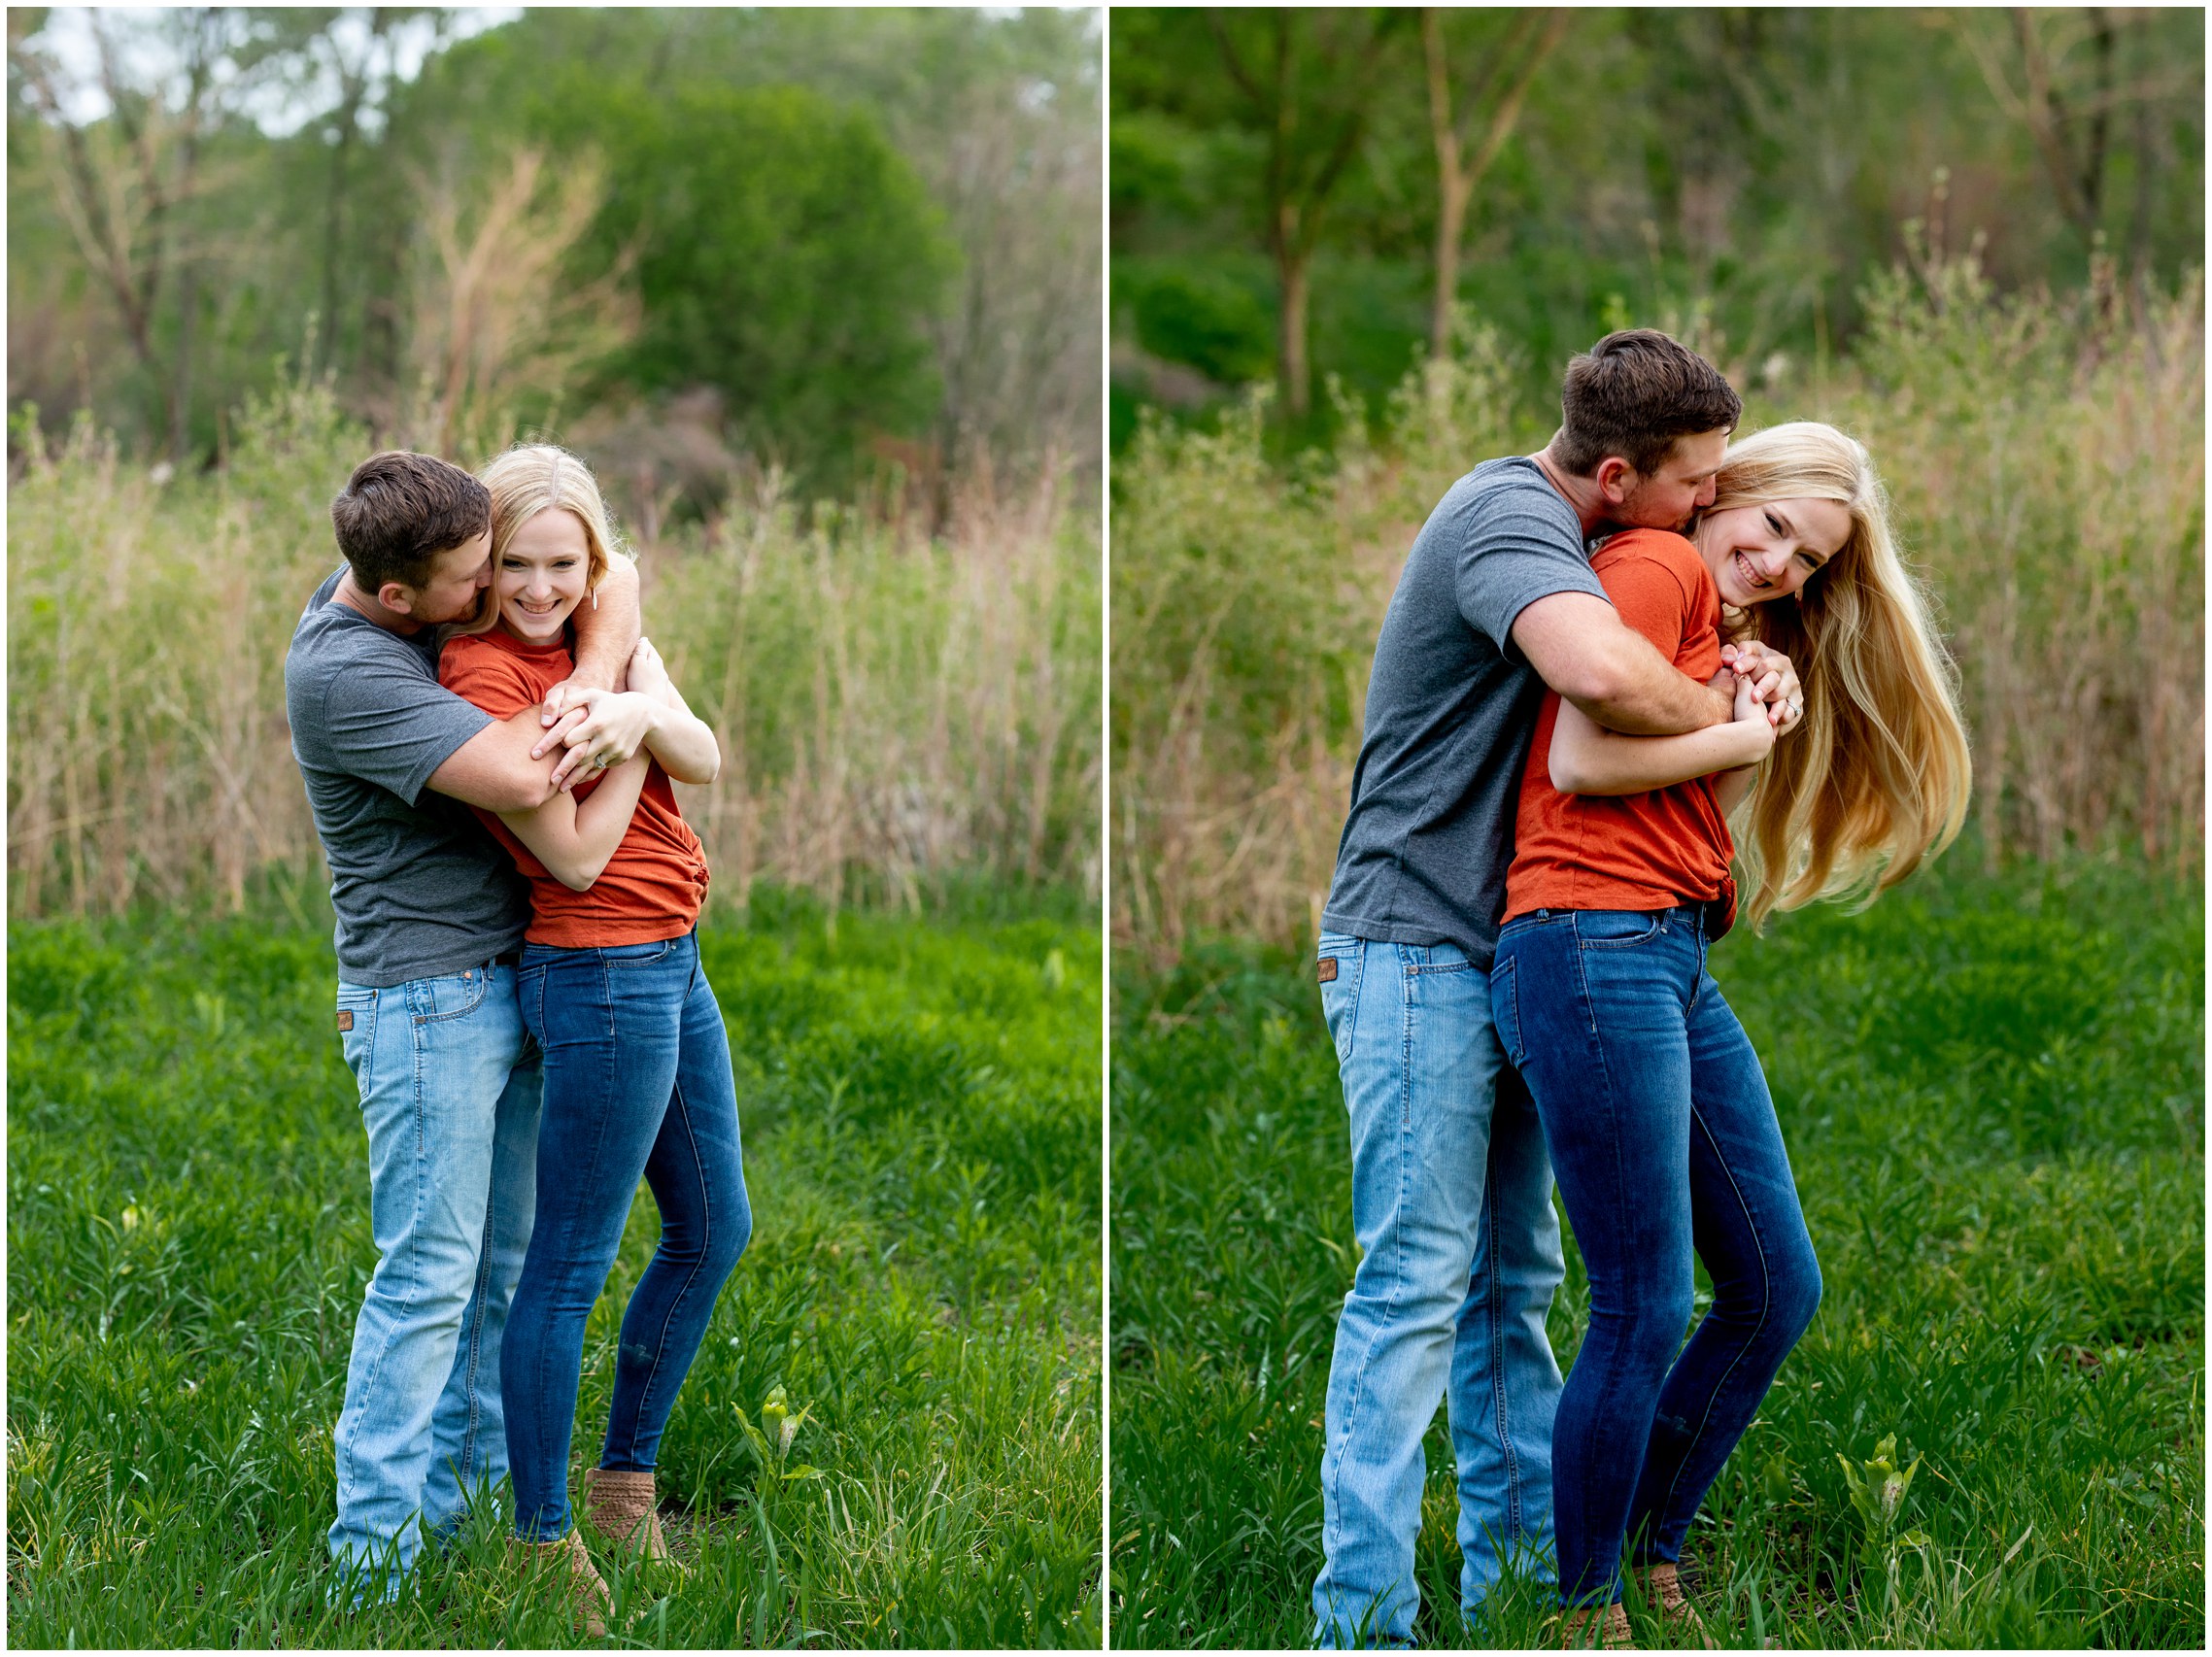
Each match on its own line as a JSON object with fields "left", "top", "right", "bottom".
{"left": 451, "top": 444, "right": 627, "bottom": 638}
{"left": 1711, "top": 422, "right": 1972, "bottom": 928}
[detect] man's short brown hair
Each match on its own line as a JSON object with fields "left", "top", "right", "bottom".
{"left": 330, "top": 452, "right": 492, "bottom": 593}
{"left": 1554, "top": 329, "right": 1742, "bottom": 478}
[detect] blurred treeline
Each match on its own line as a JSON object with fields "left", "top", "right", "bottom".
{"left": 8, "top": 7, "right": 1104, "bottom": 920}
{"left": 1110, "top": 7, "right": 2203, "bottom": 447}
{"left": 10, "top": 6, "right": 1102, "bottom": 503}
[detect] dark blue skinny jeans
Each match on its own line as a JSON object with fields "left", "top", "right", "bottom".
{"left": 1490, "top": 906, "right": 1821, "bottom": 1608}
{"left": 503, "top": 930, "right": 752, "bottom": 1541}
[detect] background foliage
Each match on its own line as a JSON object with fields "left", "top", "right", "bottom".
{"left": 10, "top": 379, "right": 1100, "bottom": 920}
{"left": 1110, "top": 6, "right": 2203, "bottom": 449}
{"left": 1112, "top": 260, "right": 2202, "bottom": 955}
{"left": 10, "top": 6, "right": 1101, "bottom": 498}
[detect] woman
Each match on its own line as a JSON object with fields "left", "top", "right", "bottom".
{"left": 438, "top": 444, "right": 749, "bottom": 1635}
{"left": 1490, "top": 423, "right": 1970, "bottom": 1646}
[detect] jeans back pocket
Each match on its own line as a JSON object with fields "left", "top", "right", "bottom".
{"left": 335, "top": 985, "right": 378, "bottom": 1100}
{"left": 1316, "top": 933, "right": 1365, "bottom": 1066}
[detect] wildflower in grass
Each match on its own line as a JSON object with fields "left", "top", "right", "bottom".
{"left": 1838, "top": 1433, "right": 1928, "bottom": 1551}
{"left": 734, "top": 1386, "right": 821, "bottom": 1480}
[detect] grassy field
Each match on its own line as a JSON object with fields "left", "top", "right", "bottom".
{"left": 1110, "top": 860, "right": 2203, "bottom": 1649}
{"left": 8, "top": 893, "right": 1102, "bottom": 1648}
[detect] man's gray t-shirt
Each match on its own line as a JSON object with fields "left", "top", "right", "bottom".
{"left": 1321, "top": 457, "right": 1611, "bottom": 970}
{"left": 285, "top": 569, "right": 528, "bottom": 987}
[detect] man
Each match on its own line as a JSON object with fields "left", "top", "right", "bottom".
{"left": 285, "top": 451, "right": 652, "bottom": 1604}
{"left": 1309, "top": 330, "right": 1799, "bottom": 1647}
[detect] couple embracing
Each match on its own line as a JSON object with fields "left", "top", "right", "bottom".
{"left": 1310, "top": 331, "right": 1971, "bottom": 1648}
{"left": 285, "top": 445, "right": 743, "bottom": 1633}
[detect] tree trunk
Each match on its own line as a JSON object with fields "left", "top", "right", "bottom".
{"left": 1276, "top": 232, "right": 1310, "bottom": 420}
{"left": 170, "top": 261, "right": 198, "bottom": 461}
{"left": 1430, "top": 177, "right": 1466, "bottom": 360}
{"left": 322, "top": 110, "right": 358, "bottom": 374}
{"left": 1425, "top": 6, "right": 1464, "bottom": 358}
{"left": 1423, "top": 9, "right": 1567, "bottom": 358}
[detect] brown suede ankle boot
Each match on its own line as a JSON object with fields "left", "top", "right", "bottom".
{"left": 508, "top": 1528, "right": 610, "bottom": 1640}
{"left": 1557, "top": 1601, "right": 1635, "bottom": 1649}
{"left": 1644, "top": 1562, "right": 1719, "bottom": 1649}
{"left": 581, "top": 1466, "right": 670, "bottom": 1562}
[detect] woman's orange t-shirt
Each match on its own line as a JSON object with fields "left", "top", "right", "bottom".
{"left": 1502, "top": 527, "right": 1737, "bottom": 926}
{"left": 438, "top": 628, "right": 709, "bottom": 948}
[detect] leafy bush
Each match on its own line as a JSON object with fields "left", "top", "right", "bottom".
{"left": 1131, "top": 267, "right": 1274, "bottom": 388}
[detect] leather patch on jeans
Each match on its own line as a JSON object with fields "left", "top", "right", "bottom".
{"left": 1316, "top": 958, "right": 1339, "bottom": 983}
{"left": 336, "top": 1009, "right": 354, "bottom": 1031}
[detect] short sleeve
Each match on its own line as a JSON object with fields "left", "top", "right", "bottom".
{"left": 320, "top": 648, "right": 493, "bottom": 807}
{"left": 1591, "top": 532, "right": 1701, "bottom": 656}
{"left": 1451, "top": 482, "right": 1611, "bottom": 660}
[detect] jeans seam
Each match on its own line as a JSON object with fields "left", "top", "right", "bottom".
{"left": 335, "top": 1013, "right": 425, "bottom": 1526}
{"left": 448, "top": 1202, "right": 498, "bottom": 1487}
{"left": 1318, "top": 946, "right": 1412, "bottom": 1576}
{"left": 1482, "top": 1131, "right": 1522, "bottom": 1543}
{"left": 1650, "top": 1102, "right": 1774, "bottom": 1540}
{"left": 1578, "top": 917, "right": 1667, "bottom": 950}
{"left": 416, "top": 970, "right": 492, "bottom": 1024}
{"left": 613, "top": 1073, "right": 715, "bottom": 1468}
{"left": 1563, "top": 930, "right": 1631, "bottom": 1605}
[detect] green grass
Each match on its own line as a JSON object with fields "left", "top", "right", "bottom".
{"left": 1110, "top": 860, "right": 2203, "bottom": 1648}
{"left": 8, "top": 895, "right": 1103, "bottom": 1648}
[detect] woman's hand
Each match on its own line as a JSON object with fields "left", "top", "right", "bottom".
{"left": 627, "top": 636, "right": 678, "bottom": 706}
{"left": 1720, "top": 641, "right": 1803, "bottom": 729}
{"left": 543, "top": 687, "right": 662, "bottom": 793}
{"left": 1726, "top": 671, "right": 1778, "bottom": 768}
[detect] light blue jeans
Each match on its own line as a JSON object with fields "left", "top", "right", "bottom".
{"left": 1310, "top": 934, "right": 1565, "bottom": 1648}
{"left": 326, "top": 960, "right": 541, "bottom": 1605}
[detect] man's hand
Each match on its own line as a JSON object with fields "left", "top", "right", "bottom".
{"left": 533, "top": 683, "right": 593, "bottom": 763}
{"left": 1719, "top": 640, "right": 1803, "bottom": 731}
{"left": 538, "top": 687, "right": 661, "bottom": 792}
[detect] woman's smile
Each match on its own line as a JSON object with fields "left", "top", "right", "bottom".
{"left": 1732, "top": 548, "right": 1777, "bottom": 593}
{"left": 496, "top": 507, "right": 594, "bottom": 641}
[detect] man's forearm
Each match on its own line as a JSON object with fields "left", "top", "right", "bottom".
{"left": 1514, "top": 591, "right": 1731, "bottom": 738}
{"left": 1563, "top": 631, "right": 1732, "bottom": 737}
{"left": 567, "top": 556, "right": 642, "bottom": 691}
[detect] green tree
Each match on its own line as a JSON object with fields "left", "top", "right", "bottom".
{"left": 1115, "top": 7, "right": 1410, "bottom": 422}
{"left": 589, "top": 84, "right": 956, "bottom": 481}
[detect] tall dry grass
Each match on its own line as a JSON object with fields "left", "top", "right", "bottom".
{"left": 8, "top": 380, "right": 1099, "bottom": 919}
{"left": 1111, "top": 261, "right": 2204, "bottom": 958}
